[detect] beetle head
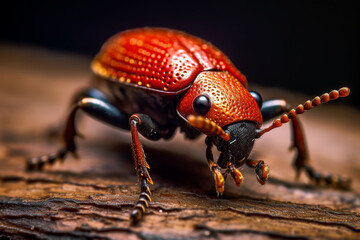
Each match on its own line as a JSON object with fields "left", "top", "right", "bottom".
{"left": 177, "top": 71, "right": 262, "bottom": 139}
{"left": 211, "top": 121, "right": 258, "bottom": 168}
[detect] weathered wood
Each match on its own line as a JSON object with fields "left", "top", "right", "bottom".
{"left": 0, "top": 45, "right": 359, "bottom": 239}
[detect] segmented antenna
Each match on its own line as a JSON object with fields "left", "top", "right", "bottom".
{"left": 187, "top": 115, "right": 230, "bottom": 141}
{"left": 259, "top": 87, "right": 350, "bottom": 136}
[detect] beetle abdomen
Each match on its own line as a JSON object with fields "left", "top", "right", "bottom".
{"left": 91, "top": 28, "right": 246, "bottom": 94}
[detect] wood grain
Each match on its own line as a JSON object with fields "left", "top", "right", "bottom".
{"left": 0, "top": 45, "right": 359, "bottom": 239}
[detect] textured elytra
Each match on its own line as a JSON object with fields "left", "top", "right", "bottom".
{"left": 178, "top": 71, "right": 263, "bottom": 130}
{"left": 91, "top": 28, "right": 247, "bottom": 93}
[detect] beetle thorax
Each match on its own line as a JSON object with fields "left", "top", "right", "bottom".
{"left": 177, "top": 71, "right": 263, "bottom": 136}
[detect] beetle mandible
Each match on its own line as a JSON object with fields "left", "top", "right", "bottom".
{"left": 28, "top": 27, "right": 351, "bottom": 224}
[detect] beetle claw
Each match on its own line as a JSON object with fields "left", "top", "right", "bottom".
{"left": 138, "top": 167, "right": 153, "bottom": 185}
{"left": 213, "top": 170, "right": 225, "bottom": 195}
{"left": 215, "top": 175, "right": 224, "bottom": 194}
{"left": 209, "top": 161, "right": 225, "bottom": 195}
{"left": 255, "top": 161, "right": 269, "bottom": 185}
{"left": 145, "top": 174, "right": 153, "bottom": 185}
{"left": 227, "top": 162, "right": 244, "bottom": 187}
{"left": 245, "top": 159, "right": 269, "bottom": 185}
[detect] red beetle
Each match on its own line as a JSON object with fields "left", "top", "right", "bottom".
{"left": 29, "top": 28, "right": 350, "bottom": 223}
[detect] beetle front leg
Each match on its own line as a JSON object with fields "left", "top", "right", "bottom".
{"left": 205, "top": 137, "right": 225, "bottom": 196}
{"left": 128, "top": 113, "right": 172, "bottom": 224}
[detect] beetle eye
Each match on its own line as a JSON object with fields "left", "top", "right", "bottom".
{"left": 193, "top": 95, "right": 211, "bottom": 114}
{"left": 249, "top": 91, "right": 263, "bottom": 108}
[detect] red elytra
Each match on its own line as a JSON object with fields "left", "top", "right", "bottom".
{"left": 91, "top": 27, "right": 262, "bottom": 131}
{"left": 92, "top": 28, "right": 247, "bottom": 92}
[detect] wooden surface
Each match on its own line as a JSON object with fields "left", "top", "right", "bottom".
{"left": 0, "top": 44, "right": 360, "bottom": 239}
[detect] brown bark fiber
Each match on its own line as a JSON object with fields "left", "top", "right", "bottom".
{"left": 0, "top": 45, "right": 359, "bottom": 239}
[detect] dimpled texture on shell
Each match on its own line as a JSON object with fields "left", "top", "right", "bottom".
{"left": 91, "top": 28, "right": 247, "bottom": 93}
{"left": 178, "top": 71, "right": 263, "bottom": 128}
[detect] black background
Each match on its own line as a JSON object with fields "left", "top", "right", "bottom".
{"left": 1, "top": 1, "right": 358, "bottom": 107}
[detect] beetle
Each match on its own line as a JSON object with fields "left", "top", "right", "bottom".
{"left": 28, "top": 27, "right": 351, "bottom": 224}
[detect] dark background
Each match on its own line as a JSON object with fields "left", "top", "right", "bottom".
{"left": 1, "top": 1, "right": 358, "bottom": 107}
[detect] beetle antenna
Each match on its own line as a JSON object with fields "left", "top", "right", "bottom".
{"left": 187, "top": 115, "right": 230, "bottom": 141}
{"left": 258, "top": 87, "right": 350, "bottom": 137}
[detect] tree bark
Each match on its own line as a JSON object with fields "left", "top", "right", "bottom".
{"left": 0, "top": 45, "right": 359, "bottom": 239}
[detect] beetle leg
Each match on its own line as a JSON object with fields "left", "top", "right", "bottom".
{"left": 261, "top": 100, "right": 310, "bottom": 178}
{"left": 246, "top": 159, "right": 270, "bottom": 185}
{"left": 28, "top": 88, "right": 130, "bottom": 170}
{"left": 129, "top": 114, "right": 153, "bottom": 186}
{"left": 290, "top": 117, "right": 351, "bottom": 189}
{"left": 205, "top": 137, "right": 225, "bottom": 196}
{"left": 226, "top": 162, "right": 244, "bottom": 186}
{"left": 128, "top": 113, "right": 172, "bottom": 224}
{"left": 260, "top": 99, "right": 350, "bottom": 189}
{"left": 289, "top": 117, "right": 309, "bottom": 178}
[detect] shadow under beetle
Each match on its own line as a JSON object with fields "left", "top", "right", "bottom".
{"left": 28, "top": 28, "right": 351, "bottom": 224}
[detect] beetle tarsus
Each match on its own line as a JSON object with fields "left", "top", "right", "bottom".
{"left": 130, "top": 209, "right": 143, "bottom": 224}
{"left": 227, "top": 162, "right": 244, "bottom": 186}
{"left": 212, "top": 166, "right": 225, "bottom": 195}
{"left": 130, "top": 179, "right": 152, "bottom": 225}
{"left": 300, "top": 164, "right": 351, "bottom": 190}
{"left": 26, "top": 146, "right": 76, "bottom": 171}
{"left": 205, "top": 137, "right": 225, "bottom": 195}
{"left": 255, "top": 161, "right": 269, "bottom": 185}
{"left": 246, "top": 159, "right": 270, "bottom": 185}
